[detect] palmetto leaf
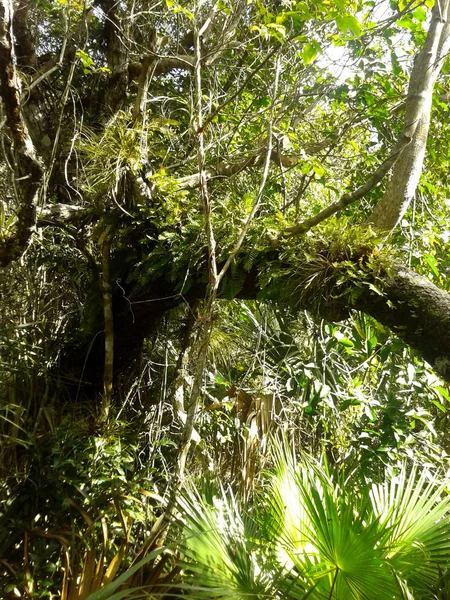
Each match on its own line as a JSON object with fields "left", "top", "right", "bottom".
{"left": 177, "top": 485, "right": 277, "bottom": 599}
{"left": 370, "top": 465, "right": 450, "bottom": 594}
{"left": 177, "top": 446, "right": 450, "bottom": 600}
{"left": 265, "top": 448, "right": 398, "bottom": 600}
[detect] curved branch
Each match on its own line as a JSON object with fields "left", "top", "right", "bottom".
{"left": 283, "top": 133, "right": 412, "bottom": 237}
{"left": 0, "top": 0, "right": 42, "bottom": 267}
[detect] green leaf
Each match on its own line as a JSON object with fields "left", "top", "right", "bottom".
{"left": 312, "top": 163, "right": 325, "bottom": 177}
{"left": 302, "top": 41, "right": 320, "bottom": 65}
{"left": 338, "top": 337, "right": 354, "bottom": 348}
{"left": 266, "top": 22, "right": 286, "bottom": 40}
{"left": 333, "top": 331, "right": 354, "bottom": 347}
{"left": 87, "top": 550, "right": 165, "bottom": 600}
{"left": 335, "top": 15, "right": 348, "bottom": 33}
{"left": 432, "top": 400, "right": 446, "bottom": 413}
{"left": 412, "top": 6, "right": 427, "bottom": 21}
{"left": 346, "top": 15, "right": 361, "bottom": 36}
{"left": 366, "top": 282, "right": 384, "bottom": 296}
{"left": 435, "top": 385, "right": 450, "bottom": 402}
{"left": 335, "top": 15, "right": 361, "bottom": 36}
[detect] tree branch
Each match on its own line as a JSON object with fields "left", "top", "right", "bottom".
{"left": 0, "top": 0, "right": 42, "bottom": 267}
{"left": 172, "top": 146, "right": 324, "bottom": 191}
{"left": 36, "top": 203, "right": 92, "bottom": 227}
{"left": 283, "top": 132, "right": 412, "bottom": 237}
{"left": 283, "top": 1, "right": 450, "bottom": 238}
{"left": 352, "top": 262, "right": 450, "bottom": 383}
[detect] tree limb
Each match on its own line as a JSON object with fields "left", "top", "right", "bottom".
{"left": 283, "top": 133, "right": 412, "bottom": 237}
{"left": 369, "top": 0, "right": 450, "bottom": 230}
{"left": 173, "top": 147, "right": 322, "bottom": 190}
{"left": 36, "top": 203, "right": 92, "bottom": 227}
{"left": 284, "top": 1, "right": 450, "bottom": 238}
{"left": 351, "top": 262, "right": 450, "bottom": 383}
{"left": 0, "top": 0, "right": 42, "bottom": 267}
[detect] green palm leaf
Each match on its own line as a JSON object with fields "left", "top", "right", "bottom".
{"left": 176, "top": 445, "right": 450, "bottom": 600}
{"left": 265, "top": 449, "right": 398, "bottom": 600}
{"left": 177, "top": 484, "right": 279, "bottom": 600}
{"left": 370, "top": 465, "right": 450, "bottom": 595}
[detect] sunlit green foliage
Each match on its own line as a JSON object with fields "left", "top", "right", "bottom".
{"left": 177, "top": 446, "right": 450, "bottom": 600}
{"left": 1, "top": 0, "right": 450, "bottom": 596}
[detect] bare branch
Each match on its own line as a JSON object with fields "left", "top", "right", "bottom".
{"left": 173, "top": 147, "right": 323, "bottom": 190}
{"left": 36, "top": 203, "right": 91, "bottom": 227}
{"left": 98, "top": 221, "right": 117, "bottom": 422}
{"left": 283, "top": 132, "right": 412, "bottom": 237}
{"left": 128, "top": 55, "right": 195, "bottom": 81}
{"left": 217, "top": 56, "right": 281, "bottom": 285}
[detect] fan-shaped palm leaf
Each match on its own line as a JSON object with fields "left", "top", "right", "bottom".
{"left": 176, "top": 445, "right": 450, "bottom": 600}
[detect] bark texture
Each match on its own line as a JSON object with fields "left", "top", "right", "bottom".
{"left": 369, "top": 0, "right": 450, "bottom": 230}
{"left": 0, "top": 0, "right": 42, "bottom": 266}
{"left": 352, "top": 263, "right": 450, "bottom": 382}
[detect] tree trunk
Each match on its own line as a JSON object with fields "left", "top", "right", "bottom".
{"left": 0, "top": 0, "right": 42, "bottom": 266}
{"left": 369, "top": 0, "right": 450, "bottom": 230}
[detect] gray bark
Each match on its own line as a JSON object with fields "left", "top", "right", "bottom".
{"left": 351, "top": 262, "right": 450, "bottom": 383}
{"left": 369, "top": 0, "right": 450, "bottom": 230}
{"left": 0, "top": 0, "right": 42, "bottom": 266}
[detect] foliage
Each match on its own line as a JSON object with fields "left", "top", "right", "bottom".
{"left": 259, "top": 221, "right": 389, "bottom": 315}
{"left": 1, "top": 0, "right": 450, "bottom": 595}
{"left": 77, "top": 112, "right": 180, "bottom": 200}
{"left": 177, "top": 446, "right": 450, "bottom": 600}
{"left": 0, "top": 419, "right": 168, "bottom": 597}
{"left": 199, "top": 300, "right": 450, "bottom": 485}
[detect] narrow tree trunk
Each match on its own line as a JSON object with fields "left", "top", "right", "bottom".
{"left": 13, "top": 0, "right": 36, "bottom": 70}
{"left": 0, "top": 0, "right": 42, "bottom": 266}
{"left": 99, "top": 225, "right": 115, "bottom": 422}
{"left": 369, "top": 0, "right": 450, "bottom": 230}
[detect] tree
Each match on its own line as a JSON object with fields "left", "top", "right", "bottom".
{"left": 2, "top": 0, "right": 450, "bottom": 593}
{"left": 1, "top": 0, "right": 449, "bottom": 384}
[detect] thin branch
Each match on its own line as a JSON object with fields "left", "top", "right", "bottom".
{"left": 217, "top": 56, "right": 281, "bottom": 285}
{"left": 202, "top": 41, "right": 283, "bottom": 130}
{"left": 36, "top": 203, "right": 90, "bottom": 226}
{"left": 173, "top": 3, "right": 219, "bottom": 490}
{"left": 173, "top": 146, "right": 324, "bottom": 191}
{"left": 98, "top": 220, "right": 117, "bottom": 422}
{"left": 283, "top": 132, "right": 412, "bottom": 237}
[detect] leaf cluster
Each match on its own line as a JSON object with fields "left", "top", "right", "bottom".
{"left": 260, "top": 221, "right": 390, "bottom": 317}
{"left": 176, "top": 447, "right": 450, "bottom": 600}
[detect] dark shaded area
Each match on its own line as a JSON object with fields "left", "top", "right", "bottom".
{"left": 56, "top": 244, "right": 450, "bottom": 407}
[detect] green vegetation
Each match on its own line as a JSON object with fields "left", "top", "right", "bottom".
{"left": 1, "top": 0, "right": 450, "bottom": 597}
